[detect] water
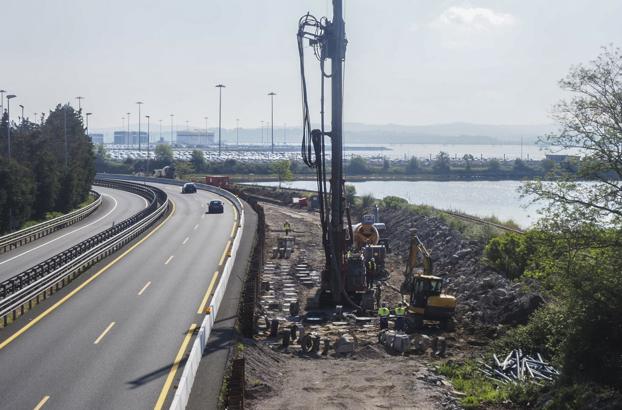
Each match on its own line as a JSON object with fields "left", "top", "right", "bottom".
{"left": 345, "top": 143, "right": 579, "bottom": 161}
{"left": 248, "top": 180, "right": 543, "bottom": 228}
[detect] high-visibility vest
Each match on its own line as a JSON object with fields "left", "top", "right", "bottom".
{"left": 284, "top": 222, "right": 291, "bottom": 229}
{"left": 378, "top": 307, "right": 390, "bottom": 317}
{"left": 395, "top": 307, "right": 406, "bottom": 316}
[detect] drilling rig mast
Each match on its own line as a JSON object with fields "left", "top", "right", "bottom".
{"left": 299, "top": 1, "right": 369, "bottom": 305}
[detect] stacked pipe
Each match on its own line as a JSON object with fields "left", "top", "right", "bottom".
{"left": 479, "top": 350, "right": 559, "bottom": 384}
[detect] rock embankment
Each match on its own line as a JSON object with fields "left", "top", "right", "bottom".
{"left": 380, "top": 206, "right": 543, "bottom": 331}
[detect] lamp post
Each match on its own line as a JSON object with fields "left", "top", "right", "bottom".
{"left": 236, "top": 118, "right": 240, "bottom": 146}
{"left": 136, "top": 101, "right": 143, "bottom": 152}
{"left": 268, "top": 92, "right": 276, "bottom": 153}
{"left": 204, "top": 116, "right": 208, "bottom": 146}
{"left": 19, "top": 104, "right": 24, "bottom": 125}
{"left": 145, "top": 115, "right": 151, "bottom": 182}
{"left": 284, "top": 123, "right": 287, "bottom": 145}
{"left": 185, "top": 120, "right": 189, "bottom": 131}
{"left": 126, "top": 112, "right": 131, "bottom": 147}
{"left": 215, "top": 84, "right": 225, "bottom": 156}
{"left": 0, "top": 90, "right": 5, "bottom": 116}
{"left": 76, "top": 96, "right": 84, "bottom": 112}
{"left": 159, "top": 119, "right": 162, "bottom": 143}
{"left": 261, "top": 120, "right": 264, "bottom": 145}
{"left": 6, "top": 94, "right": 16, "bottom": 158}
{"left": 170, "top": 114, "right": 174, "bottom": 146}
{"left": 85, "top": 112, "right": 92, "bottom": 137}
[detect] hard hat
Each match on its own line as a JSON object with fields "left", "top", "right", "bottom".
{"left": 382, "top": 302, "right": 387, "bottom": 307}
{"left": 398, "top": 302, "right": 403, "bottom": 307}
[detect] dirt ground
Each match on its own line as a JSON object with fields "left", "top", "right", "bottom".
{"left": 242, "top": 202, "right": 470, "bottom": 410}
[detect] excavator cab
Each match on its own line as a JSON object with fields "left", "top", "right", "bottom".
{"left": 401, "top": 232, "right": 456, "bottom": 330}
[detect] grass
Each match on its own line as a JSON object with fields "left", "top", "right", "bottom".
{"left": 18, "top": 194, "right": 96, "bottom": 231}
{"left": 437, "top": 360, "right": 510, "bottom": 408}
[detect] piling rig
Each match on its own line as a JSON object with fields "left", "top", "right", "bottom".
{"left": 298, "top": 1, "right": 373, "bottom": 307}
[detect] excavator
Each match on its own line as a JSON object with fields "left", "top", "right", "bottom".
{"left": 400, "top": 232, "right": 456, "bottom": 330}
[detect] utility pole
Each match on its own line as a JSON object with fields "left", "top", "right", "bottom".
{"left": 215, "top": 84, "right": 225, "bottom": 156}
{"left": 236, "top": 118, "right": 240, "bottom": 146}
{"left": 6, "top": 94, "right": 16, "bottom": 159}
{"left": 136, "top": 101, "right": 143, "bottom": 152}
{"left": 268, "top": 92, "right": 276, "bottom": 153}
{"left": 170, "top": 114, "right": 174, "bottom": 145}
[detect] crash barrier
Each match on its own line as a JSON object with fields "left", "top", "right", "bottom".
{"left": 0, "top": 179, "right": 169, "bottom": 327}
{"left": 93, "top": 175, "right": 247, "bottom": 410}
{"left": 0, "top": 190, "right": 103, "bottom": 254}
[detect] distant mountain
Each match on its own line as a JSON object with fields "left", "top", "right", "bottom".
{"left": 343, "top": 122, "right": 558, "bottom": 145}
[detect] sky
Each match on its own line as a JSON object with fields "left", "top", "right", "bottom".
{"left": 2, "top": 0, "right": 621, "bottom": 133}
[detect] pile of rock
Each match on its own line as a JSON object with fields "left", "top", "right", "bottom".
{"left": 380, "top": 207, "right": 543, "bottom": 329}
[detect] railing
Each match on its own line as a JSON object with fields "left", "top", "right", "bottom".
{"left": 0, "top": 179, "right": 170, "bottom": 327}
{"left": 0, "top": 190, "right": 103, "bottom": 254}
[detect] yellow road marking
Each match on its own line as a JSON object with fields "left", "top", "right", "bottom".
{"left": 153, "top": 323, "right": 197, "bottom": 410}
{"left": 0, "top": 200, "right": 176, "bottom": 351}
{"left": 94, "top": 321, "right": 115, "bottom": 344}
{"left": 164, "top": 255, "right": 174, "bottom": 265}
{"left": 182, "top": 237, "right": 189, "bottom": 245}
{"left": 218, "top": 240, "right": 231, "bottom": 266}
{"left": 33, "top": 396, "right": 49, "bottom": 410}
{"left": 197, "top": 271, "right": 220, "bottom": 314}
{"left": 138, "top": 281, "right": 151, "bottom": 296}
{"left": 229, "top": 221, "right": 237, "bottom": 238}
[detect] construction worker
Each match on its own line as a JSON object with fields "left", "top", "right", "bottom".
{"left": 284, "top": 220, "right": 291, "bottom": 236}
{"left": 366, "top": 257, "right": 376, "bottom": 289}
{"left": 378, "top": 302, "right": 390, "bottom": 330}
{"left": 395, "top": 302, "right": 406, "bottom": 332}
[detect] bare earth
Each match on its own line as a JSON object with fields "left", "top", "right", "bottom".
{"left": 243, "top": 202, "right": 464, "bottom": 410}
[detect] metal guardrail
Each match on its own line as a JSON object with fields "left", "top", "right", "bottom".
{"left": 0, "top": 179, "right": 170, "bottom": 327}
{"left": 0, "top": 190, "right": 103, "bottom": 254}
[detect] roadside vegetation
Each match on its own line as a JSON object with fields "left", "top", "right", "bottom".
{"left": 431, "top": 46, "right": 622, "bottom": 409}
{"left": 0, "top": 105, "right": 95, "bottom": 234}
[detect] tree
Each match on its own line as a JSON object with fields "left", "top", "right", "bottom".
{"left": 513, "top": 158, "right": 530, "bottom": 172}
{"left": 487, "top": 159, "right": 501, "bottom": 172}
{"left": 406, "top": 156, "right": 419, "bottom": 174}
{"left": 190, "top": 150, "right": 206, "bottom": 172}
{"left": 271, "top": 160, "right": 293, "bottom": 188}
{"left": 348, "top": 156, "right": 369, "bottom": 174}
{"left": 155, "top": 144, "right": 174, "bottom": 164}
{"left": 345, "top": 184, "right": 356, "bottom": 205}
{"left": 382, "top": 157, "right": 390, "bottom": 171}
{"left": 0, "top": 158, "right": 35, "bottom": 232}
{"left": 433, "top": 151, "right": 451, "bottom": 173}
{"left": 524, "top": 46, "right": 622, "bottom": 228}
{"left": 463, "top": 154, "right": 474, "bottom": 172}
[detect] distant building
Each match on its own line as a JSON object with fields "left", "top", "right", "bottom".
{"left": 545, "top": 154, "right": 580, "bottom": 163}
{"left": 89, "top": 133, "right": 104, "bottom": 145}
{"left": 176, "top": 130, "right": 214, "bottom": 146}
{"left": 113, "top": 131, "right": 149, "bottom": 145}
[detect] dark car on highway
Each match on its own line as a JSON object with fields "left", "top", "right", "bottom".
{"left": 182, "top": 182, "right": 197, "bottom": 193}
{"left": 208, "top": 200, "right": 224, "bottom": 214}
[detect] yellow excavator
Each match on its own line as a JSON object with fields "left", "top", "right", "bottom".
{"left": 400, "top": 231, "right": 456, "bottom": 330}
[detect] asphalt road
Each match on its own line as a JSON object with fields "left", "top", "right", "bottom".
{"left": 0, "top": 187, "right": 149, "bottom": 283}
{"left": 0, "top": 182, "right": 239, "bottom": 410}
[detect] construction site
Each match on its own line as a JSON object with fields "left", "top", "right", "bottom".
{"left": 221, "top": 2, "right": 544, "bottom": 408}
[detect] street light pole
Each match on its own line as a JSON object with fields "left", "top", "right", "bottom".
{"left": 136, "top": 101, "right": 143, "bottom": 152}
{"left": 127, "top": 112, "right": 131, "bottom": 146}
{"left": 185, "top": 120, "right": 189, "bottom": 131}
{"left": 6, "top": 94, "right": 16, "bottom": 159}
{"left": 64, "top": 104, "right": 68, "bottom": 168}
{"left": 19, "top": 104, "right": 24, "bottom": 125}
{"left": 215, "top": 84, "right": 225, "bottom": 156}
{"left": 236, "top": 118, "right": 240, "bottom": 146}
{"left": 85, "top": 112, "right": 92, "bottom": 137}
{"left": 76, "top": 96, "right": 84, "bottom": 112}
{"left": 268, "top": 92, "right": 276, "bottom": 153}
{"left": 261, "top": 120, "right": 264, "bottom": 145}
{"left": 159, "top": 119, "right": 162, "bottom": 143}
{"left": 170, "top": 114, "right": 174, "bottom": 146}
{"left": 145, "top": 115, "right": 151, "bottom": 182}
{"left": 0, "top": 90, "right": 5, "bottom": 116}
{"left": 204, "top": 116, "right": 208, "bottom": 146}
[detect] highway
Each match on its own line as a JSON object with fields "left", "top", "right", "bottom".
{"left": 0, "top": 187, "right": 149, "bottom": 283}
{"left": 0, "top": 182, "right": 239, "bottom": 410}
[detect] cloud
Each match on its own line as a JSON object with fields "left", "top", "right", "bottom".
{"left": 430, "top": 6, "right": 516, "bottom": 31}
